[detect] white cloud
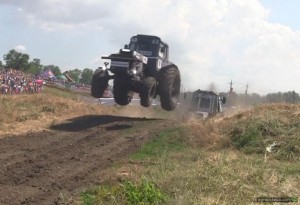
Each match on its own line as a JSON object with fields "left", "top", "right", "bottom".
{"left": 3, "top": 0, "right": 110, "bottom": 31}
{"left": 90, "top": 57, "right": 101, "bottom": 67}
{"left": 14, "top": 45, "right": 26, "bottom": 53}
{"left": 2, "top": 0, "right": 300, "bottom": 93}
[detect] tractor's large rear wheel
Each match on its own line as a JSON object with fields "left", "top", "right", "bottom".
{"left": 158, "top": 66, "right": 181, "bottom": 111}
{"left": 140, "top": 77, "right": 156, "bottom": 107}
{"left": 91, "top": 68, "right": 109, "bottom": 98}
{"left": 113, "top": 76, "right": 133, "bottom": 106}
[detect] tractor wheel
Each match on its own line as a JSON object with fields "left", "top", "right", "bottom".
{"left": 140, "top": 77, "right": 156, "bottom": 107}
{"left": 113, "top": 77, "right": 133, "bottom": 106}
{"left": 158, "top": 66, "right": 181, "bottom": 111}
{"left": 91, "top": 68, "right": 109, "bottom": 98}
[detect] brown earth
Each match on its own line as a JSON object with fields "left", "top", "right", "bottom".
{"left": 0, "top": 114, "right": 179, "bottom": 205}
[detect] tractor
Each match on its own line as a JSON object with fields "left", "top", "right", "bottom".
{"left": 185, "top": 89, "right": 226, "bottom": 119}
{"left": 91, "top": 34, "right": 181, "bottom": 111}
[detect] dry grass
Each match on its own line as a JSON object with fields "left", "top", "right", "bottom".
{"left": 0, "top": 86, "right": 115, "bottom": 135}
{"left": 86, "top": 103, "right": 300, "bottom": 204}
{"left": 183, "top": 103, "right": 300, "bottom": 160}
{"left": 1, "top": 87, "right": 298, "bottom": 204}
{"left": 0, "top": 86, "right": 182, "bottom": 136}
{"left": 225, "top": 104, "right": 300, "bottom": 161}
{"left": 107, "top": 148, "right": 299, "bottom": 204}
{"left": 183, "top": 119, "right": 230, "bottom": 149}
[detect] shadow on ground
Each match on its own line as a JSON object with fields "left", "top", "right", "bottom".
{"left": 50, "top": 115, "right": 160, "bottom": 132}
{"left": 105, "top": 124, "right": 133, "bottom": 131}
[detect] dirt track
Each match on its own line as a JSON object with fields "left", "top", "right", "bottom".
{"left": 0, "top": 115, "right": 178, "bottom": 205}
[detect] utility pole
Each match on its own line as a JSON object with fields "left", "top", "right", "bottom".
{"left": 229, "top": 80, "right": 233, "bottom": 93}
{"left": 244, "top": 84, "right": 249, "bottom": 106}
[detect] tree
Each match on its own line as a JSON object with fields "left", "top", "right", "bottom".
{"left": 43, "top": 65, "right": 61, "bottom": 76}
{"left": 68, "top": 69, "right": 82, "bottom": 83}
{"left": 3, "top": 49, "right": 30, "bottom": 71}
{"left": 266, "top": 91, "right": 300, "bottom": 103}
{"left": 28, "top": 58, "right": 43, "bottom": 74}
{"left": 79, "top": 68, "right": 93, "bottom": 85}
{"left": 0, "top": 60, "right": 3, "bottom": 70}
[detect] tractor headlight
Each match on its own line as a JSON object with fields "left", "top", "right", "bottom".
{"left": 133, "top": 51, "right": 148, "bottom": 64}
{"left": 129, "top": 61, "right": 143, "bottom": 75}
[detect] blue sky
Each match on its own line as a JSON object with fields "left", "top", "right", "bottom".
{"left": 0, "top": 0, "right": 299, "bottom": 94}
{"left": 260, "top": 0, "right": 300, "bottom": 30}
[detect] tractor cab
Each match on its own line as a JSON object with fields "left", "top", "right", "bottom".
{"left": 190, "top": 90, "right": 226, "bottom": 118}
{"left": 126, "top": 35, "right": 168, "bottom": 58}
{"left": 125, "top": 35, "right": 170, "bottom": 77}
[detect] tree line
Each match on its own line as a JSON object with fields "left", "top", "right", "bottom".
{"left": 1, "top": 49, "right": 298, "bottom": 102}
{"left": 225, "top": 91, "right": 300, "bottom": 107}
{"left": 0, "top": 49, "right": 94, "bottom": 85}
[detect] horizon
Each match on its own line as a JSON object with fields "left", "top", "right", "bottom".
{"left": 1, "top": 0, "right": 299, "bottom": 95}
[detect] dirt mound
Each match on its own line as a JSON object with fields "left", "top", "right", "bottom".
{"left": 0, "top": 114, "right": 178, "bottom": 204}
{"left": 227, "top": 104, "right": 300, "bottom": 160}
{"left": 184, "top": 103, "right": 300, "bottom": 161}
{"left": 0, "top": 86, "right": 182, "bottom": 204}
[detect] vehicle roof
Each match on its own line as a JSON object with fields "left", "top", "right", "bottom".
{"left": 193, "top": 89, "right": 218, "bottom": 96}
{"left": 132, "top": 34, "right": 168, "bottom": 47}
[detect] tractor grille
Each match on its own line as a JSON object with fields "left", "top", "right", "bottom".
{"left": 110, "top": 61, "right": 129, "bottom": 74}
{"left": 111, "top": 61, "right": 129, "bottom": 68}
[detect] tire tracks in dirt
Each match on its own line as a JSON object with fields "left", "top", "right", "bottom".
{"left": 0, "top": 115, "right": 179, "bottom": 205}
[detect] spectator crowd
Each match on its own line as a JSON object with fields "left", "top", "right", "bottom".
{"left": 0, "top": 69, "right": 44, "bottom": 95}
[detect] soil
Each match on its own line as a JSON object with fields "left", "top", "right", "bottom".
{"left": 0, "top": 114, "right": 179, "bottom": 205}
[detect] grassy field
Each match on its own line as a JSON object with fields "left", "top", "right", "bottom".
{"left": 79, "top": 104, "right": 300, "bottom": 205}
{"left": 0, "top": 86, "right": 110, "bottom": 135}
{"left": 1, "top": 87, "right": 299, "bottom": 204}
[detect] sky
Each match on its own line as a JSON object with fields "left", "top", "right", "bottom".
{"left": 0, "top": 0, "right": 299, "bottom": 94}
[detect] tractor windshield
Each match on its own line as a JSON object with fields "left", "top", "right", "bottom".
{"left": 199, "top": 98, "right": 211, "bottom": 109}
{"left": 129, "top": 38, "right": 159, "bottom": 57}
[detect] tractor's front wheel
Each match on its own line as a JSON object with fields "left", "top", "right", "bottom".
{"left": 158, "top": 66, "right": 181, "bottom": 111}
{"left": 113, "top": 76, "right": 133, "bottom": 106}
{"left": 91, "top": 68, "right": 109, "bottom": 98}
{"left": 140, "top": 77, "right": 156, "bottom": 107}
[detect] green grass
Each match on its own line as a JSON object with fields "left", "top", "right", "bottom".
{"left": 123, "top": 178, "right": 167, "bottom": 204}
{"left": 229, "top": 113, "right": 300, "bottom": 161}
{"left": 80, "top": 185, "right": 123, "bottom": 205}
{"left": 80, "top": 179, "right": 167, "bottom": 205}
{"left": 78, "top": 127, "right": 184, "bottom": 205}
{"left": 124, "top": 149, "right": 300, "bottom": 205}
{"left": 77, "top": 104, "right": 300, "bottom": 205}
{"left": 130, "top": 127, "right": 185, "bottom": 160}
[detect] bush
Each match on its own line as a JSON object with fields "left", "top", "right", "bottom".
{"left": 80, "top": 178, "right": 167, "bottom": 205}
{"left": 123, "top": 178, "right": 167, "bottom": 205}
{"left": 229, "top": 113, "right": 300, "bottom": 161}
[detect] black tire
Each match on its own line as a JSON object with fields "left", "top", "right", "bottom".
{"left": 158, "top": 66, "right": 181, "bottom": 111}
{"left": 113, "top": 76, "right": 133, "bottom": 106}
{"left": 91, "top": 68, "right": 109, "bottom": 98}
{"left": 140, "top": 77, "right": 156, "bottom": 107}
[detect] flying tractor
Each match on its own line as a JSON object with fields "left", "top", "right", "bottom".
{"left": 91, "top": 34, "right": 181, "bottom": 111}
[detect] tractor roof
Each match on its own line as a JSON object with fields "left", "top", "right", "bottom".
{"left": 132, "top": 34, "right": 168, "bottom": 47}
{"left": 193, "top": 89, "right": 218, "bottom": 96}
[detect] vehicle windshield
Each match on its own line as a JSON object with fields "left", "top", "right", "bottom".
{"left": 199, "top": 98, "right": 211, "bottom": 109}
{"left": 129, "top": 38, "right": 159, "bottom": 57}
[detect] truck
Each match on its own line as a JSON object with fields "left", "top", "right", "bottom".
{"left": 91, "top": 34, "right": 181, "bottom": 111}
{"left": 186, "top": 89, "right": 226, "bottom": 119}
